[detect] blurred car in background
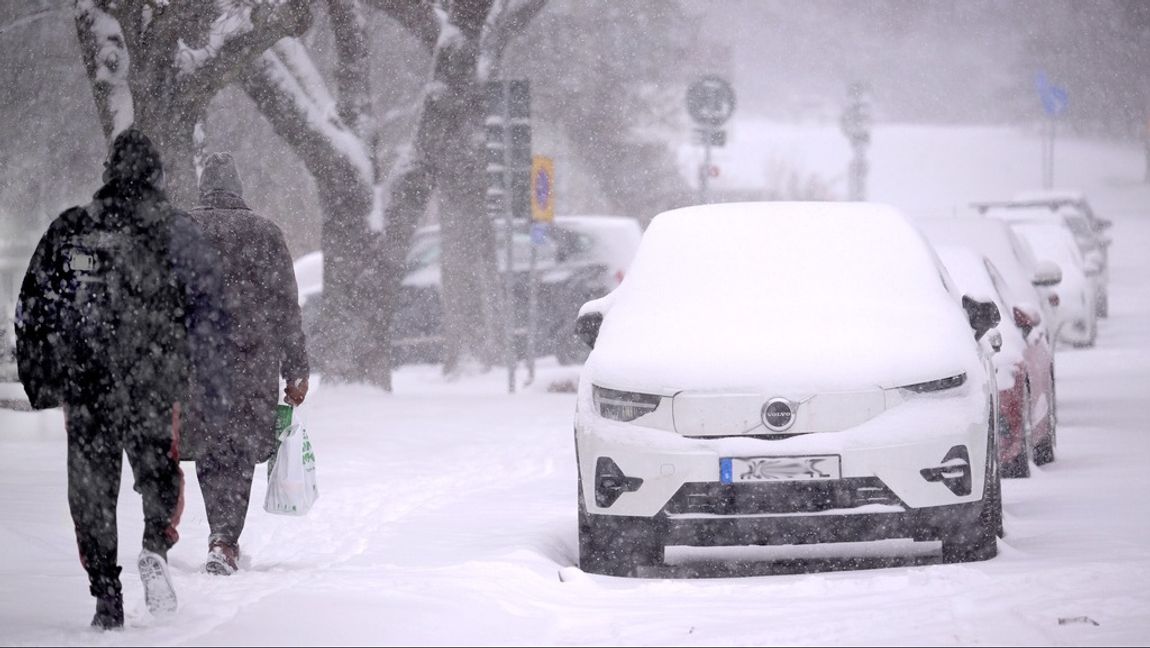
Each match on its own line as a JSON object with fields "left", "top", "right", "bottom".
{"left": 974, "top": 190, "right": 1112, "bottom": 316}
{"left": 934, "top": 246, "right": 1057, "bottom": 477}
{"left": 916, "top": 217, "right": 1062, "bottom": 332}
{"left": 294, "top": 215, "right": 642, "bottom": 367}
{"left": 1010, "top": 221, "right": 1099, "bottom": 348}
{"left": 574, "top": 202, "right": 1005, "bottom": 576}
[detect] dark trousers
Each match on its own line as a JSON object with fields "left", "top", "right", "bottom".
{"left": 196, "top": 451, "right": 255, "bottom": 548}
{"left": 64, "top": 399, "right": 183, "bottom": 599}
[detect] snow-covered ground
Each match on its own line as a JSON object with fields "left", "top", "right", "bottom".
{"left": 2, "top": 125, "right": 1149, "bottom": 645}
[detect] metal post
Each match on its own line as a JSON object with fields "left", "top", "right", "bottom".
{"left": 700, "top": 135, "right": 712, "bottom": 205}
{"left": 499, "top": 84, "right": 517, "bottom": 394}
{"left": 525, "top": 239, "right": 537, "bottom": 385}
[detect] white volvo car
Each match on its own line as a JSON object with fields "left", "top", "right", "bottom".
{"left": 573, "top": 203, "right": 1004, "bottom": 576}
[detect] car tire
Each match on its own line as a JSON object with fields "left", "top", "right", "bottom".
{"left": 1071, "top": 311, "right": 1099, "bottom": 348}
{"left": 1034, "top": 435, "right": 1056, "bottom": 465}
{"left": 578, "top": 482, "right": 664, "bottom": 576}
{"left": 941, "top": 437, "right": 1001, "bottom": 563}
{"left": 999, "top": 408, "right": 1030, "bottom": 479}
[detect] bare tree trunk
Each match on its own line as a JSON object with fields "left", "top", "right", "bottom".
{"left": 365, "top": 0, "right": 496, "bottom": 386}
{"left": 241, "top": 41, "right": 380, "bottom": 384}
{"left": 377, "top": 0, "right": 547, "bottom": 377}
{"left": 438, "top": 128, "right": 502, "bottom": 373}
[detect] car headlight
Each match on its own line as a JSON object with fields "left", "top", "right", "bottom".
{"left": 592, "top": 385, "right": 662, "bottom": 422}
{"left": 899, "top": 372, "right": 967, "bottom": 393}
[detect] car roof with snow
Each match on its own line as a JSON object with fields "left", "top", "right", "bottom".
{"left": 589, "top": 202, "right": 981, "bottom": 393}
{"left": 916, "top": 216, "right": 1042, "bottom": 302}
{"left": 1011, "top": 221, "right": 1084, "bottom": 268}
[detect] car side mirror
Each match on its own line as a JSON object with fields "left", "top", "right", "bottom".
{"left": 1012, "top": 303, "right": 1042, "bottom": 337}
{"left": 962, "top": 295, "right": 1001, "bottom": 341}
{"left": 986, "top": 329, "right": 1003, "bottom": 353}
{"left": 575, "top": 311, "right": 603, "bottom": 349}
{"left": 1032, "top": 260, "right": 1062, "bottom": 287}
{"left": 1016, "top": 303, "right": 1044, "bottom": 333}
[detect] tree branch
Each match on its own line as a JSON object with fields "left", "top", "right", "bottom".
{"left": 366, "top": 0, "right": 439, "bottom": 51}
{"left": 480, "top": 0, "right": 546, "bottom": 79}
{"left": 484, "top": 0, "right": 546, "bottom": 55}
{"left": 241, "top": 41, "right": 373, "bottom": 189}
{"left": 327, "top": 0, "right": 375, "bottom": 145}
{"left": 73, "top": 0, "right": 134, "bottom": 139}
{"left": 176, "top": 0, "right": 312, "bottom": 95}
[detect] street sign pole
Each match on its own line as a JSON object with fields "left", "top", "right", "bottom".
{"left": 502, "top": 92, "right": 516, "bottom": 394}
{"left": 1036, "top": 72, "right": 1068, "bottom": 190}
{"left": 841, "top": 81, "right": 871, "bottom": 201}
{"left": 525, "top": 156, "right": 554, "bottom": 385}
{"left": 700, "top": 132, "right": 712, "bottom": 204}
{"left": 687, "top": 75, "right": 735, "bottom": 205}
{"left": 485, "top": 79, "right": 531, "bottom": 394}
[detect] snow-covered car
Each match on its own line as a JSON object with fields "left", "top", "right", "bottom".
{"left": 1011, "top": 221, "right": 1099, "bottom": 348}
{"left": 293, "top": 215, "right": 642, "bottom": 366}
{"left": 977, "top": 202, "right": 1112, "bottom": 317}
{"left": 934, "top": 246, "right": 1057, "bottom": 477}
{"left": 916, "top": 217, "right": 1062, "bottom": 342}
{"left": 975, "top": 191, "right": 1113, "bottom": 316}
{"left": 573, "top": 202, "right": 1004, "bottom": 576}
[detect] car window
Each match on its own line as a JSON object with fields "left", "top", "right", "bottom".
{"left": 982, "top": 258, "right": 1016, "bottom": 309}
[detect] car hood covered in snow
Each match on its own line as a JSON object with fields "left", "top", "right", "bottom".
{"left": 588, "top": 202, "right": 983, "bottom": 395}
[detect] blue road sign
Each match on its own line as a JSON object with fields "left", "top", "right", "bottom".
{"left": 530, "top": 222, "right": 549, "bottom": 246}
{"left": 1036, "top": 72, "right": 1069, "bottom": 117}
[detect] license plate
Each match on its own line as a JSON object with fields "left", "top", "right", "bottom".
{"left": 720, "top": 455, "right": 841, "bottom": 484}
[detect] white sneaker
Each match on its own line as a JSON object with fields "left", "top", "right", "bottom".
{"left": 137, "top": 550, "right": 178, "bottom": 615}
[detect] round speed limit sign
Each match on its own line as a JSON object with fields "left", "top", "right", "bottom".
{"left": 687, "top": 75, "right": 736, "bottom": 127}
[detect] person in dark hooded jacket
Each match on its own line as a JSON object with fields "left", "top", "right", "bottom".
{"left": 185, "top": 152, "right": 309, "bottom": 576}
{"left": 15, "top": 128, "right": 227, "bottom": 629}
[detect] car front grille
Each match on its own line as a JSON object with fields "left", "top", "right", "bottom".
{"left": 663, "top": 477, "right": 904, "bottom": 516}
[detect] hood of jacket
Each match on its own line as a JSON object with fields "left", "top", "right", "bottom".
{"left": 197, "top": 152, "right": 249, "bottom": 210}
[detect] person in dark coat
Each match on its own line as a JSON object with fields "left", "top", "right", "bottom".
{"left": 185, "top": 152, "right": 309, "bottom": 575}
{"left": 15, "top": 128, "right": 227, "bottom": 629}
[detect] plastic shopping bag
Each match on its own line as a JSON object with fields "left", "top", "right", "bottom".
{"left": 264, "top": 407, "right": 318, "bottom": 516}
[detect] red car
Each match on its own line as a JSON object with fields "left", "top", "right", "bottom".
{"left": 935, "top": 246, "right": 1057, "bottom": 478}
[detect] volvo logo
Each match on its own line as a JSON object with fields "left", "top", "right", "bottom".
{"left": 761, "top": 398, "right": 796, "bottom": 432}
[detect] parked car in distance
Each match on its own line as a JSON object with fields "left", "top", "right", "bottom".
{"left": 916, "top": 216, "right": 1062, "bottom": 339}
{"left": 574, "top": 202, "right": 1004, "bottom": 576}
{"left": 1011, "top": 221, "right": 1099, "bottom": 348}
{"left": 934, "top": 246, "right": 1057, "bottom": 477}
{"left": 974, "top": 190, "right": 1112, "bottom": 316}
{"left": 294, "top": 215, "right": 642, "bottom": 367}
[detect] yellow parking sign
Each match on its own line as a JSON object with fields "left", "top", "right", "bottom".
{"left": 531, "top": 155, "right": 555, "bottom": 222}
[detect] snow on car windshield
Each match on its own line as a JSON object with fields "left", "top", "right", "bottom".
{"left": 590, "top": 202, "right": 980, "bottom": 393}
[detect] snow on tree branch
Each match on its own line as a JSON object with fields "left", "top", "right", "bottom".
{"left": 174, "top": 0, "right": 311, "bottom": 91}
{"left": 483, "top": 0, "right": 546, "bottom": 55}
{"left": 175, "top": 3, "right": 255, "bottom": 76}
{"left": 74, "top": 0, "right": 135, "bottom": 138}
{"left": 242, "top": 41, "right": 373, "bottom": 186}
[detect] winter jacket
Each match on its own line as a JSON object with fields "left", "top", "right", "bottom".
{"left": 15, "top": 130, "right": 228, "bottom": 415}
{"left": 183, "top": 153, "right": 308, "bottom": 463}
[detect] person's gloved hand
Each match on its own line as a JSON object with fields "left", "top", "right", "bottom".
{"left": 284, "top": 377, "right": 309, "bottom": 406}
